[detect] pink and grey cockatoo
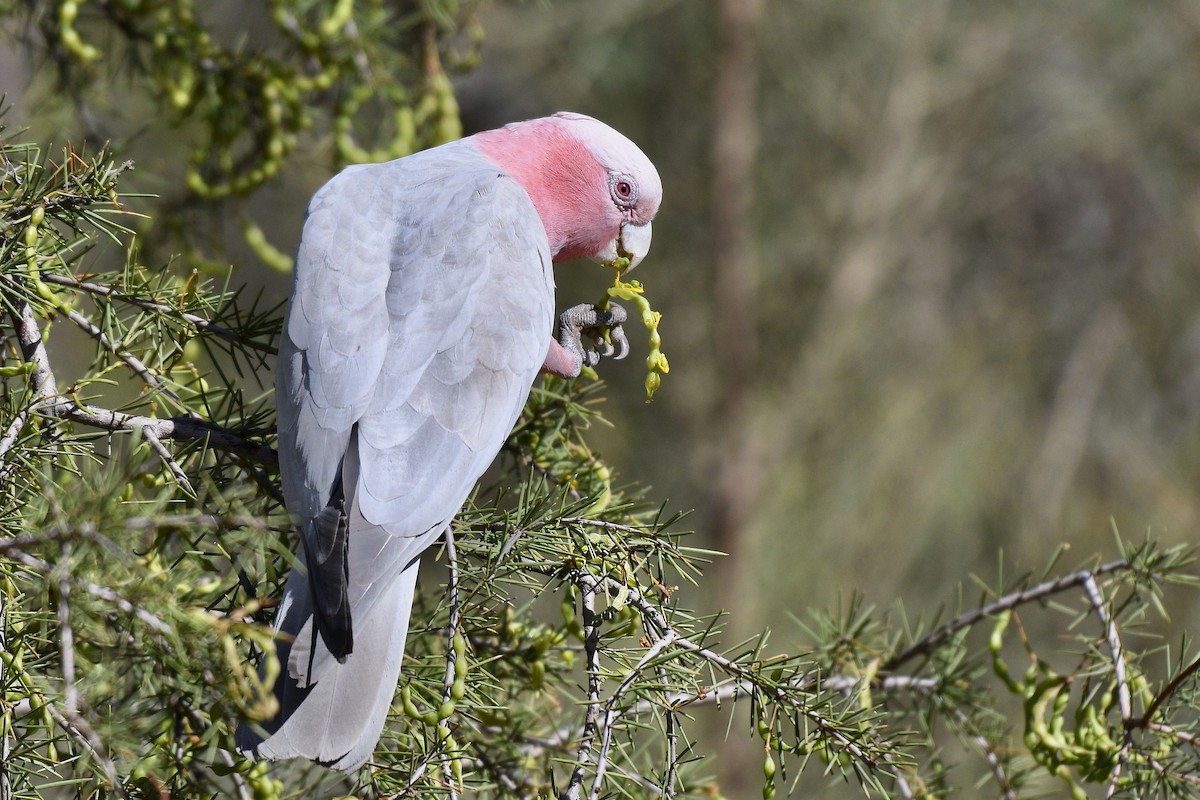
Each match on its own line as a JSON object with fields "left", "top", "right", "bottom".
{"left": 235, "top": 113, "right": 661, "bottom": 770}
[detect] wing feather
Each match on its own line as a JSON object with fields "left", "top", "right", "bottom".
{"left": 277, "top": 140, "right": 555, "bottom": 681}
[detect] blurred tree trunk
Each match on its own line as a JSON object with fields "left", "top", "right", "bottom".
{"left": 711, "top": 0, "right": 762, "bottom": 607}
{"left": 709, "top": 0, "right": 762, "bottom": 792}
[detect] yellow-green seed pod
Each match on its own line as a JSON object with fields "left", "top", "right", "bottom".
{"left": 401, "top": 684, "right": 422, "bottom": 720}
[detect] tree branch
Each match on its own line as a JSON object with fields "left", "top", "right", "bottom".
{"left": 562, "top": 582, "right": 603, "bottom": 800}
{"left": 38, "top": 272, "right": 278, "bottom": 356}
{"left": 883, "top": 558, "right": 1131, "bottom": 671}
{"left": 9, "top": 297, "right": 276, "bottom": 467}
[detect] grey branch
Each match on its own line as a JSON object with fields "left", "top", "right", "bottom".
{"left": 60, "top": 303, "right": 185, "bottom": 406}
{"left": 38, "top": 272, "right": 278, "bottom": 355}
{"left": 538, "top": 562, "right": 892, "bottom": 797}
{"left": 589, "top": 632, "right": 679, "bottom": 800}
{"left": 883, "top": 558, "right": 1132, "bottom": 671}
{"left": 562, "top": 584, "right": 604, "bottom": 800}
{"left": 440, "top": 527, "right": 463, "bottom": 800}
{"left": 1085, "top": 575, "right": 1133, "bottom": 800}
{"left": 6, "top": 299, "right": 277, "bottom": 469}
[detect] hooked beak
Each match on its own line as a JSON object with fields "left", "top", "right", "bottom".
{"left": 617, "top": 221, "right": 653, "bottom": 271}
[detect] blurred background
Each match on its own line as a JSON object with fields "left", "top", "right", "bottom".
{"left": 6, "top": 0, "right": 1200, "bottom": 793}
{"left": 454, "top": 0, "right": 1200, "bottom": 628}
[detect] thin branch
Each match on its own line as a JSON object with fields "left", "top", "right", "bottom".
{"left": 10, "top": 296, "right": 277, "bottom": 466}
{"left": 883, "top": 559, "right": 1131, "bottom": 671}
{"left": 10, "top": 300, "right": 61, "bottom": 398}
{"left": 440, "top": 527, "right": 462, "bottom": 800}
{"left": 52, "top": 546, "right": 130, "bottom": 799}
{"left": 1133, "top": 654, "right": 1200, "bottom": 731}
{"left": 1146, "top": 722, "right": 1200, "bottom": 748}
{"left": 561, "top": 517, "right": 652, "bottom": 537}
{"left": 0, "top": 404, "right": 32, "bottom": 483}
{"left": 562, "top": 584, "right": 603, "bottom": 800}
{"left": 655, "top": 661, "right": 679, "bottom": 799}
{"left": 60, "top": 303, "right": 185, "bottom": 406}
{"left": 55, "top": 400, "right": 278, "bottom": 466}
{"left": 525, "top": 673, "right": 939, "bottom": 760}
{"left": 142, "top": 426, "right": 196, "bottom": 495}
{"left": 43, "top": 703, "right": 129, "bottom": 799}
{"left": 0, "top": 561, "right": 8, "bottom": 800}
{"left": 533, "top": 563, "right": 889, "bottom": 789}
{"left": 1082, "top": 574, "right": 1132, "bottom": 800}
{"left": 6, "top": 547, "right": 172, "bottom": 636}
{"left": 589, "top": 631, "right": 679, "bottom": 800}
{"left": 38, "top": 272, "right": 278, "bottom": 355}
{"left": 952, "top": 708, "right": 1017, "bottom": 800}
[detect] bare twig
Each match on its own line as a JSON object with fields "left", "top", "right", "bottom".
{"left": 0, "top": 404, "right": 32, "bottom": 484}
{"left": 1, "top": 568, "right": 8, "bottom": 800}
{"left": 53, "top": 547, "right": 130, "bottom": 799}
{"left": 68, "top": 402, "right": 275, "bottom": 464}
{"left": 1133, "top": 655, "right": 1200, "bottom": 731}
{"left": 142, "top": 426, "right": 196, "bottom": 495}
{"left": 10, "top": 300, "right": 60, "bottom": 398}
{"left": 535, "top": 562, "right": 889, "bottom": 796}
{"left": 655, "top": 661, "right": 679, "bottom": 798}
{"left": 589, "top": 631, "right": 679, "bottom": 800}
{"left": 1082, "top": 574, "right": 1132, "bottom": 800}
{"left": 884, "top": 559, "right": 1131, "bottom": 671}
{"left": 952, "top": 708, "right": 1017, "bottom": 800}
{"left": 6, "top": 547, "right": 172, "bottom": 636}
{"left": 38, "top": 272, "right": 278, "bottom": 355}
{"left": 440, "top": 527, "right": 462, "bottom": 800}
{"left": 562, "top": 583, "right": 602, "bottom": 800}
{"left": 9, "top": 297, "right": 277, "bottom": 466}
{"left": 60, "top": 303, "right": 185, "bottom": 406}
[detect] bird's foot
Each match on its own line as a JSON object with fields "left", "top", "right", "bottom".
{"left": 557, "top": 303, "right": 629, "bottom": 370}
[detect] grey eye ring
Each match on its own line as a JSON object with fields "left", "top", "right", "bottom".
{"left": 609, "top": 173, "right": 638, "bottom": 207}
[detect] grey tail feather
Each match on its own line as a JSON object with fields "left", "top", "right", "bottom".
{"left": 305, "top": 476, "right": 353, "bottom": 661}
{"left": 235, "top": 561, "right": 419, "bottom": 771}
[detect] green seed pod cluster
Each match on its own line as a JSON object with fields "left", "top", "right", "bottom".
{"left": 29, "top": 0, "right": 484, "bottom": 235}
{"left": 988, "top": 609, "right": 1161, "bottom": 795}
{"left": 602, "top": 258, "right": 669, "bottom": 401}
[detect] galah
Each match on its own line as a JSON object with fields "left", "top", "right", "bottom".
{"left": 235, "top": 112, "right": 662, "bottom": 770}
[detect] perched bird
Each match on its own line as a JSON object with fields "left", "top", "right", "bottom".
{"left": 235, "top": 112, "right": 662, "bottom": 770}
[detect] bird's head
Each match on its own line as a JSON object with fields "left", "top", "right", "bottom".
{"left": 472, "top": 112, "right": 662, "bottom": 268}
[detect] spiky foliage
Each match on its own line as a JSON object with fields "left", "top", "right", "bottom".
{"left": 4, "top": 3, "right": 1200, "bottom": 799}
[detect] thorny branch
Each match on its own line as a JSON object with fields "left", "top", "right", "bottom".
{"left": 440, "top": 528, "right": 462, "bottom": 800}
{"left": 1084, "top": 574, "right": 1134, "bottom": 800}
{"left": 882, "top": 558, "right": 1130, "bottom": 671}
{"left": 37, "top": 272, "right": 278, "bottom": 356}
{"left": 59, "top": 302, "right": 185, "bottom": 407}
{"left": 562, "top": 581, "right": 603, "bottom": 800}
{"left": 2, "top": 298, "right": 277, "bottom": 477}
{"left": 53, "top": 547, "right": 129, "bottom": 799}
{"left": 546, "top": 562, "right": 890, "bottom": 799}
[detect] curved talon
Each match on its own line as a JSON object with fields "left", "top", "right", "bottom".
{"left": 610, "top": 326, "right": 629, "bottom": 361}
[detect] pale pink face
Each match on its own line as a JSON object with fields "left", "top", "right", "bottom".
{"left": 472, "top": 113, "right": 663, "bottom": 267}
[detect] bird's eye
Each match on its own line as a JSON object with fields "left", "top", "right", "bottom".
{"left": 610, "top": 174, "right": 639, "bottom": 207}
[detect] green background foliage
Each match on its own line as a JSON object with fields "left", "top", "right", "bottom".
{"left": 4, "top": 1, "right": 1200, "bottom": 798}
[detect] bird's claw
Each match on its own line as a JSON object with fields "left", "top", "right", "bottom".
{"left": 557, "top": 303, "right": 629, "bottom": 371}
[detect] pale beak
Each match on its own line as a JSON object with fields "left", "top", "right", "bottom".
{"left": 618, "top": 221, "right": 653, "bottom": 271}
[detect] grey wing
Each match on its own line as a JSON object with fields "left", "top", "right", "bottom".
{"left": 278, "top": 144, "right": 555, "bottom": 681}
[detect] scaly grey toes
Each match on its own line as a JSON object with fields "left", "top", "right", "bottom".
{"left": 557, "top": 303, "right": 629, "bottom": 369}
